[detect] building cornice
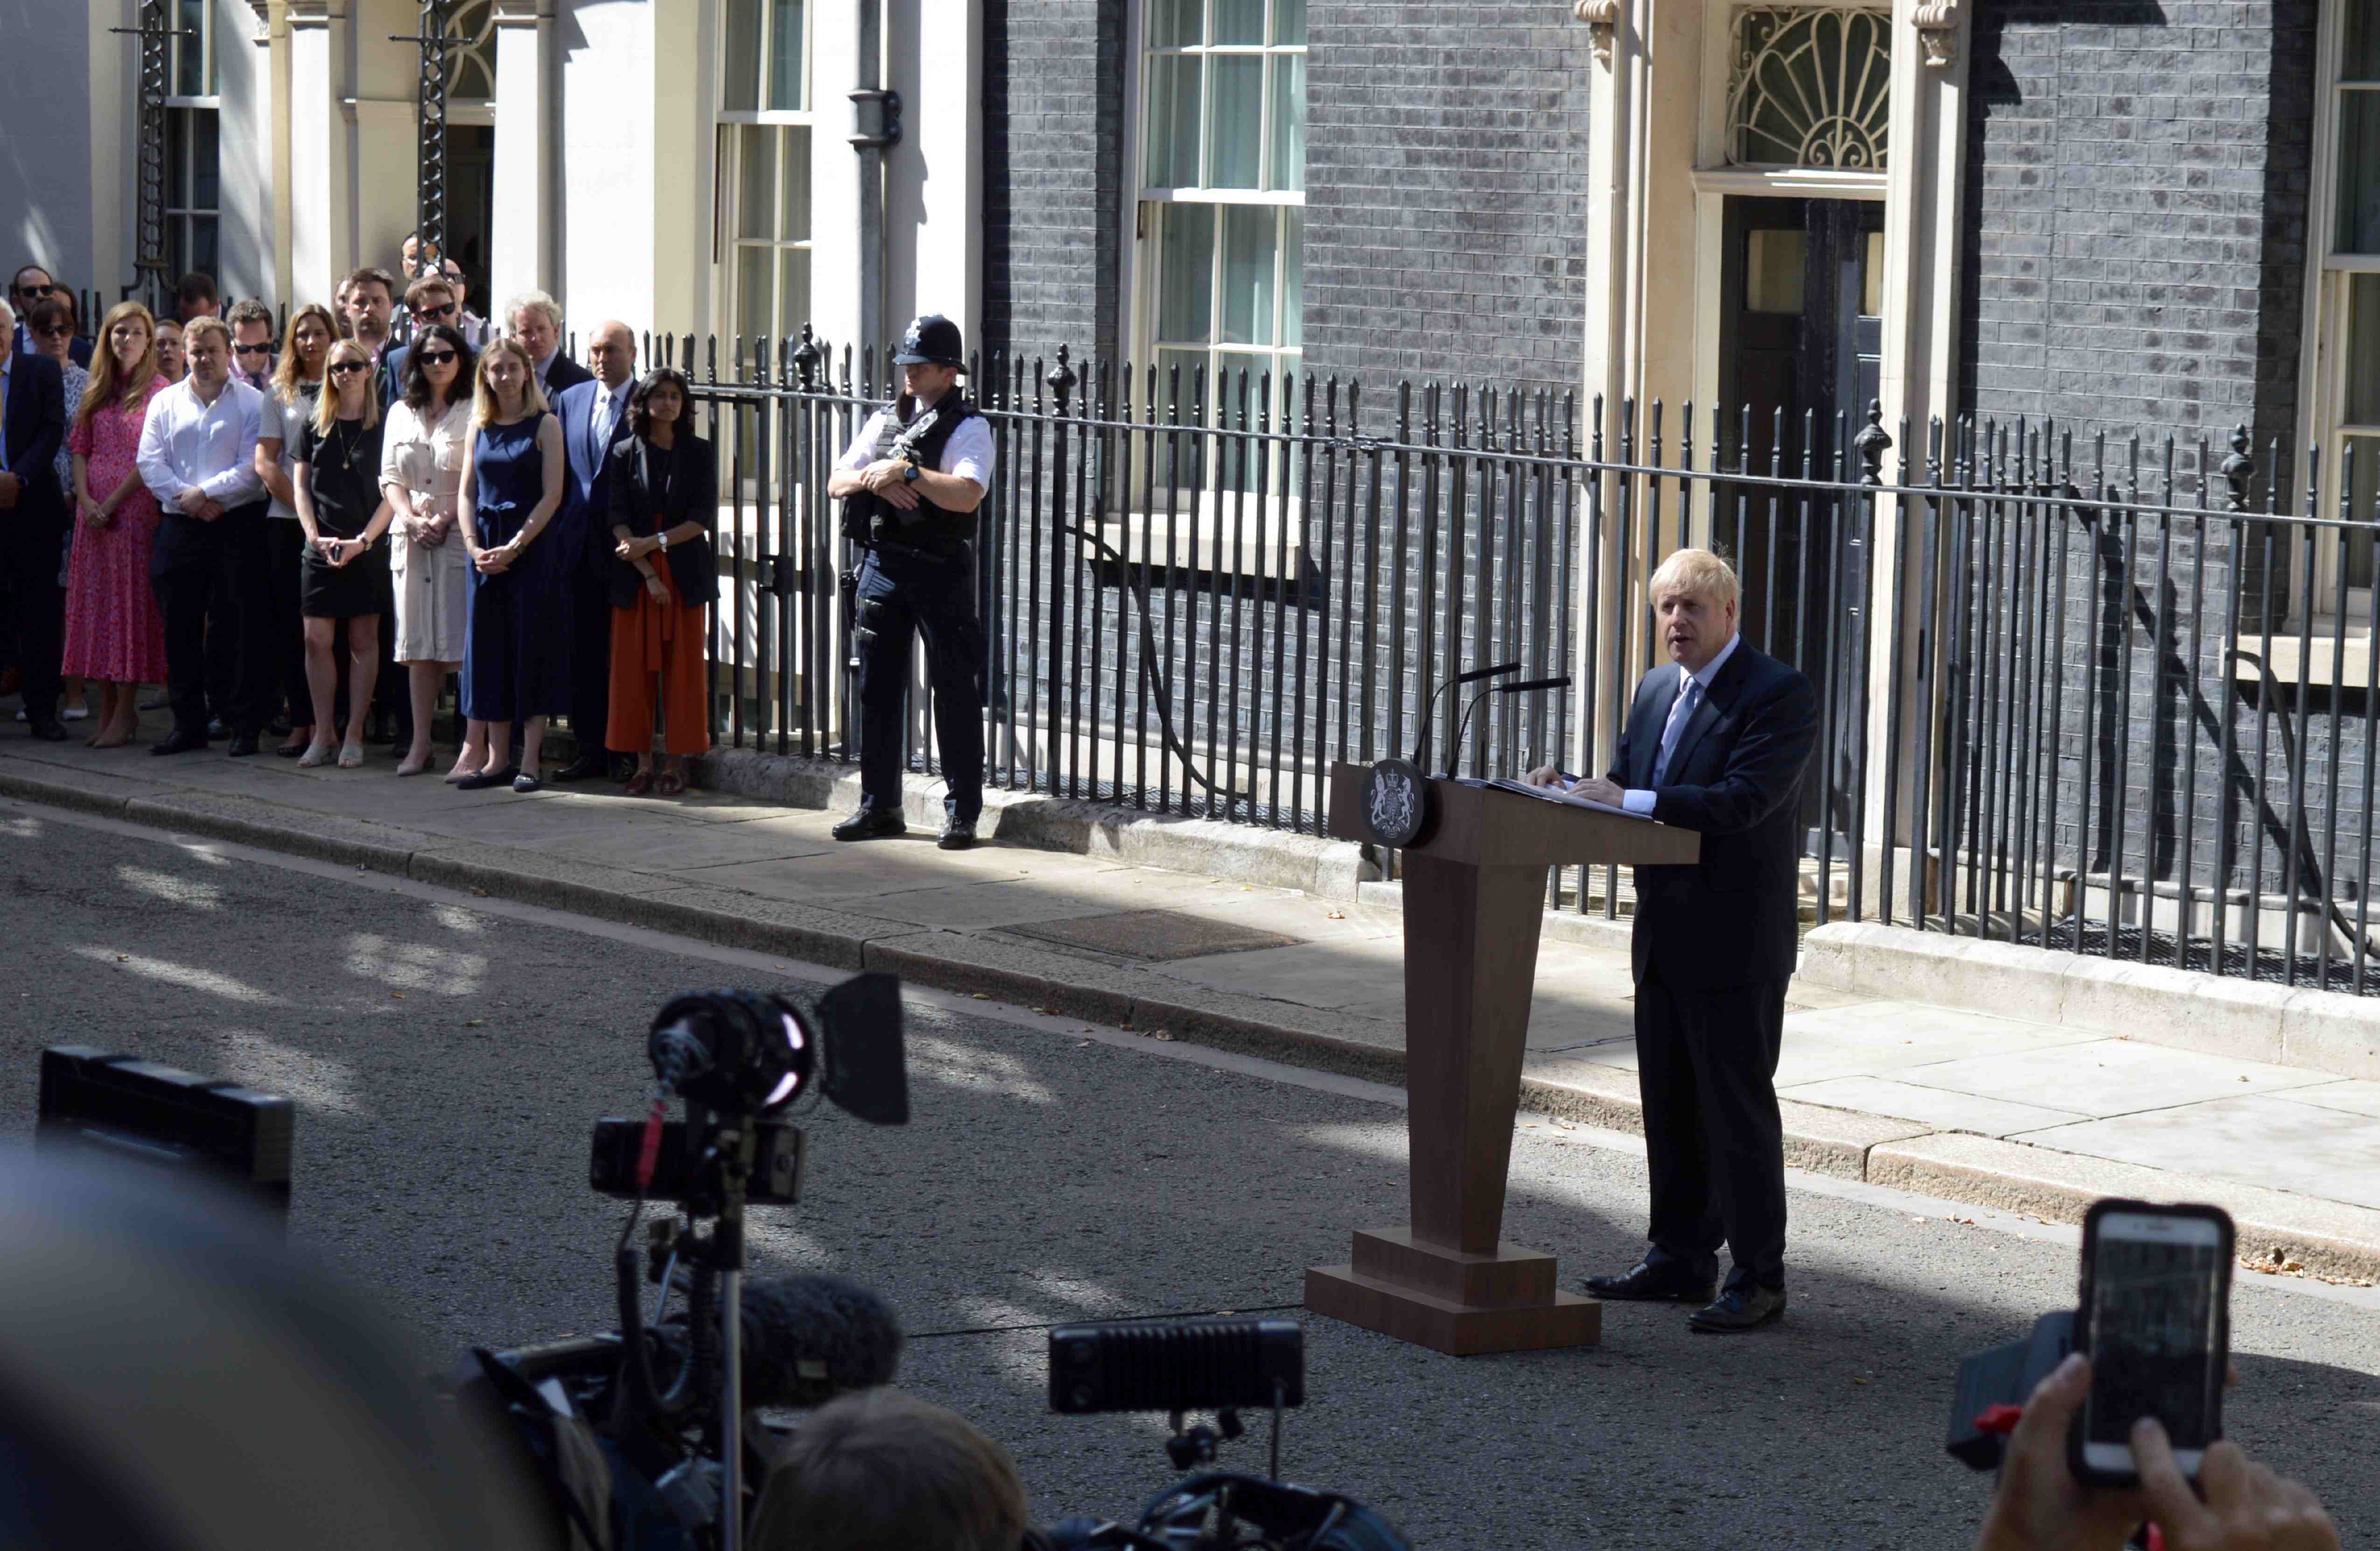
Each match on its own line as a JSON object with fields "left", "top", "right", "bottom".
{"left": 1571, "top": 0, "right": 1620, "bottom": 66}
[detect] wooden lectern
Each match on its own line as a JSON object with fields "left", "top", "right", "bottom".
{"left": 1307, "top": 761, "right": 1700, "bottom": 1355}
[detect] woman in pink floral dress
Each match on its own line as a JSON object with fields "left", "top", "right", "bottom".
{"left": 63, "top": 301, "right": 170, "bottom": 748}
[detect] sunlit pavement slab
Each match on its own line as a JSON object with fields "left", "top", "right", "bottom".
{"left": 5, "top": 723, "right": 2380, "bottom": 1279}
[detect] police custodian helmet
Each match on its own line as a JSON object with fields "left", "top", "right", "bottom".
{"left": 892, "top": 313, "right": 966, "bottom": 371}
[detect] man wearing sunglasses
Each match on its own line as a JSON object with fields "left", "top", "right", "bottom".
{"left": 227, "top": 301, "right": 276, "bottom": 391}
{"left": 9, "top": 266, "right": 89, "bottom": 368}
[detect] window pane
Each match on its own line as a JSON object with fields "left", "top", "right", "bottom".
{"left": 2344, "top": 435, "right": 2380, "bottom": 584}
{"left": 1213, "top": 0, "right": 1264, "bottom": 44}
{"left": 1155, "top": 346, "right": 1209, "bottom": 410}
{"left": 778, "top": 247, "right": 811, "bottom": 343}
{"left": 2345, "top": 274, "right": 2380, "bottom": 424}
{"left": 1862, "top": 229, "right": 1885, "bottom": 317}
{"left": 1273, "top": 0, "right": 1306, "bottom": 44}
{"left": 2348, "top": 3, "right": 2380, "bottom": 81}
{"left": 1145, "top": 56, "right": 1201, "bottom": 185}
{"left": 1268, "top": 54, "right": 1305, "bottom": 191}
{"left": 1220, "top": 205, "right": 1277, "bottom": 345}
{"left": 1207, "top": 56, "right": 1263, "bottom": 188}
{"left": 778, "top": 126, "right": 811, "bottom": 241}
{"left": 738, "top": 125, "right": 774, "bottom": 240}
{"left": 2339, "top": 93, "right": 2380, "bottom": 252}
{"left": 1282, "top": 207, "right": 1302, "bottom": 347}
{"left": 736, "top": 247, "right": 771, "bottom": 344}
{"left": 176, "top": 0, "right": 207, "bottom": 95}
{"left": 767, "top": 0, "right": 805, "bottom": 110}
{"left": 1745, "top": 229, "right": 1806, "bottom": 314}
{"left": 1157, "top": 203, "right": 1215, "bottom": 344}
{"left": 1150, "top": 0, "right": 1202, "bottom": 48}
{"left": 166, "top": 111, "right": 187, "bottom": 213}
{"left": 193, "top": 111, "right": 220, "bottom": 211}
{"left": 724, "top": 0, "right": 761, "bottom": 110}
{"left": 192, "top": 218, "right": 218, "bottom": 280}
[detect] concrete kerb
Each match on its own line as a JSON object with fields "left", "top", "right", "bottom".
{"left": 1801, "top": 920, "right": 2380, "bottom": 1080}
{"left": 15, "top": 758, "right": 2380, "bottom": 1282}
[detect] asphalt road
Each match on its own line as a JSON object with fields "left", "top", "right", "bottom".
{"left": 3, "top": 799, "right": 2375, "bottom": 1550}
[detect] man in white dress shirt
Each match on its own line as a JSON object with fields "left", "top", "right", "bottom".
{"left": 135, "top": 317, "right": 272, "bottom": 756}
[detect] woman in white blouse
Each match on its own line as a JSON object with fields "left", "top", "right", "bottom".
{"left": 378, "top": 323, "right": 480, "bottom": 778}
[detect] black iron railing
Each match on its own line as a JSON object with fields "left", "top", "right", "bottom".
{"left": 645, "top": 329, "right": 2380, "bottom": 993}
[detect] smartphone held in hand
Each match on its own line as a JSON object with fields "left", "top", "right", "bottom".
{"left": 2070, "top": 1199, "right": 2233, "bottom": 1486}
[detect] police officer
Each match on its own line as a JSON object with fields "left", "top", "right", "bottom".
{"left": 825, "top": 315, "right": 994, "bottom": 849}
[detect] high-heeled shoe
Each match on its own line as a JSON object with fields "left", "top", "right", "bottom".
{"left": 338, "top": 743, "right": 366, "bottom": 769}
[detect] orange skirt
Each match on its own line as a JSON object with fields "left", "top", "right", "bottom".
{"left": 607, "top": 570, "right": 710, "bottom": 756}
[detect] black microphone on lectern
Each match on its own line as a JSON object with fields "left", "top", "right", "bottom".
{"left": 1450, "top": 675, "right": 1574, "bottom": 781}
{"left": 1416, "top": 661, "right": 1522, "bottom": 777}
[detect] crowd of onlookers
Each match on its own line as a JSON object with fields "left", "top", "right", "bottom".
{"left": 0, "top": 247, "right": 717, "bottom": 797}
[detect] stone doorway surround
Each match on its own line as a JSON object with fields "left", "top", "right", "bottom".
{"left": 1569, "top": 0, "right": 1972, "bottom": 838}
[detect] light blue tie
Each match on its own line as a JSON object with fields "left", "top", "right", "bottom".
{"left": 1650, "top": 674, "right": 1703, "bottom": 786}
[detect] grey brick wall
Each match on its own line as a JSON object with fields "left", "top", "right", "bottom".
{"left": 1959, "top": 0, "right": 2315, "bottom": 458}
{"left": 1300, "top": 6, "right": 1593, "bottom": 409}
{"left": 980, "top": 0, "right": 1127, "bottom": 368}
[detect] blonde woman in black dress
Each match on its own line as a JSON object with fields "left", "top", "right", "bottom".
{"left": 290, "top": 339, "right": 395, "bottom": 767}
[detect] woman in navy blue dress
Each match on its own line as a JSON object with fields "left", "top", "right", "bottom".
{"left": 454, "top": 336, "right": 568, "bottom": 792}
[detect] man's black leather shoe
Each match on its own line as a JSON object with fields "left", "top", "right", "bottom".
{"left": 1688, "top": 1284, "right": 1787, "bottom": 1333}
{"left": 26, "top": 718, "right": 67, "bottom": 742}
{"left": 226, "top": 731, "right": 261, "bottom": 757}
{"left": 938, "top": 817, "right": 978, "bottom": 850}
{"left": 206, "top": 718, "right": 227, "bottom": 739}
{"left": 552, "top": 754, "right": 613, "bottom": 783}
{"left": 832, "top": 809, "right": 907, "bottom": 842}
{"left": 1581, "top": 1259, "right": 1719, "bottom": 1304}
{"left": 151, "top": 729, "right": 209, "bottom": 756}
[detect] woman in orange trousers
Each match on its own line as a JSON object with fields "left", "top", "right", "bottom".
{"left": 603, "top": 368, "right": 718, "bottom": 796}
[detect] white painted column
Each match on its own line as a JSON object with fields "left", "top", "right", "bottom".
{"left": 554, "top": 0, "right": 707, "bottom": 341}
{"left": 1863, "top": 0, "right": 1974, "bottom": 870}
{"left": 806, "top": 0, "right": 864, "bottom": 361}
{"left": 352, "top": 0, "right": 422, "bottom": 279}
{"left": 217, "top": 0, "right": 277, "bottom": 305}
{"left": 87, "top": 2, "right": 131, "bottom": 299}
{"left": 287, "top": 1, "right": 351, "bottom": 302}
{"left": 884, "top": 0, "right": 982, "bottom": 346}
{"left": 489, "top": 0, "right": 555, "bottom": 309}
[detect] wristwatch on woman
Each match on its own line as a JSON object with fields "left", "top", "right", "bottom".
{"left": 658, "top": 532, "right": 671, "bottom": 553}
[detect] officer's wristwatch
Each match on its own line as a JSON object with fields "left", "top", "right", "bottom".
{"left": 901, "top": 459, "right": 922, "bottom": 484}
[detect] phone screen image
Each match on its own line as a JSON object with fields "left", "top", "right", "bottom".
{"left": 2084, "top": 1213, "right": 2225, "bottom": 1459}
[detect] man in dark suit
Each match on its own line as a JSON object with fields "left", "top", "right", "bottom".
{"left": 549, "top": 322, "right": 641, "bottom": 780}
{"left": 10, "top": 267, "right": 91, "bottom": 368}
{"left": 1533, "top": 547, "right": 1817, "bottom": 1333}
{"left": 0, "top": 302, "right": 70, "bottom": 739}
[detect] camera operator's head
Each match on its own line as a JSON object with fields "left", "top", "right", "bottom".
{"left": 749, "top": 1389, "right": 1029, "bottom": 1551}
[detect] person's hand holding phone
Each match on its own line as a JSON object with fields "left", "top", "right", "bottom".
{"left": 2133, "top": 1420, "right": 2338, "bottom": 1551}
{"left": 1976, "top": 1354, "right": 2146, "bottom": 1551}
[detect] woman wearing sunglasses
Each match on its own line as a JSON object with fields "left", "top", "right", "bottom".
{"left": 379, "top": 323, "right": 477, "bottom": 777}
{"left": 290, "top": 340, "right": 395, "bottom": 767}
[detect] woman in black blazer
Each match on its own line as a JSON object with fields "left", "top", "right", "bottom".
{"left": 603, "top": 368, "right": 718, "bottom": 796}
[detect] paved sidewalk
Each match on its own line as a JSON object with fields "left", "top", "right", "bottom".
{"left": 4, "top": 725, "right": 2377, "bottom": 1282}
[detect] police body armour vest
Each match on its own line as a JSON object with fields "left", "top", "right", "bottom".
{"left": 845, "top": 391, "right": 982, "bottom": 557}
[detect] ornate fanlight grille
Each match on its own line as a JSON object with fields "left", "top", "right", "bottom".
{"left": 448, "top": 1, "right": 497, "bottom": 102}
{"left": 1726, "top": 8, "right": 1891, "bottom": 171}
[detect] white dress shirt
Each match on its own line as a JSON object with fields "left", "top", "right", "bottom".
{"left": 136, "top": 375, "right": 267, "bottom": 511}
{"left": 837, "top": 400, "right": 996, "bottom": 489}
{"left": 1616, "top": 632, "right": 1741, "bottom": 815}
{"left": 592, "top": 379, "right": 629, "bottom": 449}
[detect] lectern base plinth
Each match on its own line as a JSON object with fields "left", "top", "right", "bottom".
{"left": 1306, "top": 1242, "right": 1602, "bottom": 1356}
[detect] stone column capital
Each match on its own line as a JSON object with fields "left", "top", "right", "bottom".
{"left": 491, "top": 0, "right": 555, "bottom": 23}
{"left": 1911, "top": 0, "right": 1962, "bottom": 66}
{"left": 1571, "top": 0, "right": 1622, "bottom": 66}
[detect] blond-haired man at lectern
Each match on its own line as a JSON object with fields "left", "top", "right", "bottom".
{"left": 1528, "top": 547, "right": 1817, "bottom": 1333}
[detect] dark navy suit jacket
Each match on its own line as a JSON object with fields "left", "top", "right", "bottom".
{"left": 553, "top": 377, "right": 637, "bottom": 568}
{"left": 1606, "top": 639, "right": 1818, "bottom": 990}
{"left": 2, "top": 351, "right": 67, "bottom": 529}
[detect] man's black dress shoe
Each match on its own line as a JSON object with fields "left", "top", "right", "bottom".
{"left": 150, "top": 730, "right": 209, "bottom": 756}
{"left": 455, "top": 765, "right": 522, "bottom": 791}
{"left": 832, "top": 809, "right": 907, "bottom": 842}
{"left": 1688, "top": 1284, "right": 1787, "bottom": 1333}
{"left": 26, "top": 718, "right": 67, "bottom": 742}
{"left": 206, "top": 718, "right": 227, "bottom": 739}
{"left": 552, "top": 754, "right": 612, "bottom": 783}
{"left": 1581, "top": 1259, "right": 1719, "bottom": 1304}
{"left": 938, "top": 817, "right": 978, "bottom": 851}
{"left": 225, "top": 732, "right": 261, "bottom": 757}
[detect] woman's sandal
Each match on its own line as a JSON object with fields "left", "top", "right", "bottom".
{"left": 657, "top": 770, "right": 686, "bottom": 797}
{"left": 296, "top": 742, "right": 336, "bottom": 768}
{"left": 337, "top": 743, "right": 366, "bottom": 769}
{"left": 623, "top": 769, "right": 655, "bottom": 797}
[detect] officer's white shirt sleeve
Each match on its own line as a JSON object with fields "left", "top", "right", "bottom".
{"left": 838, "top": 409, "right": 894, "bottom": 471}
{"left": 940, "top": 416, "right": 995, "bottom": 490}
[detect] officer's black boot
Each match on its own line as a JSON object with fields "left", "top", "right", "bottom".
{"left": 833, "top": 808, "right": 908, "bottom": 842}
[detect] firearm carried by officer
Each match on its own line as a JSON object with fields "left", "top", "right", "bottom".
{"left": 825, "top": 315, "right": 996, "bottom": 851}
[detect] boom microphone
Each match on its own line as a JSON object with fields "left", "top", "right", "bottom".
{"left": 657, "top": 1274, "right": 904, "bottom": 1409}
{"left": 1413, "top": 660, "right": 1521, "bottom": 774}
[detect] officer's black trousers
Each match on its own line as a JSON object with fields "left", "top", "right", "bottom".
{"left": 854, "top": 548, "right": 984, "bottom": 822}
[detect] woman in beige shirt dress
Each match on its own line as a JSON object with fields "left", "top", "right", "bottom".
{"left": 378, "top": 323, "right": 479, "bottom": 777}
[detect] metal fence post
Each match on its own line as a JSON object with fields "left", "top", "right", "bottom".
{"left": 1046, "top": 347, "right": 1077, "bottom": 799}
